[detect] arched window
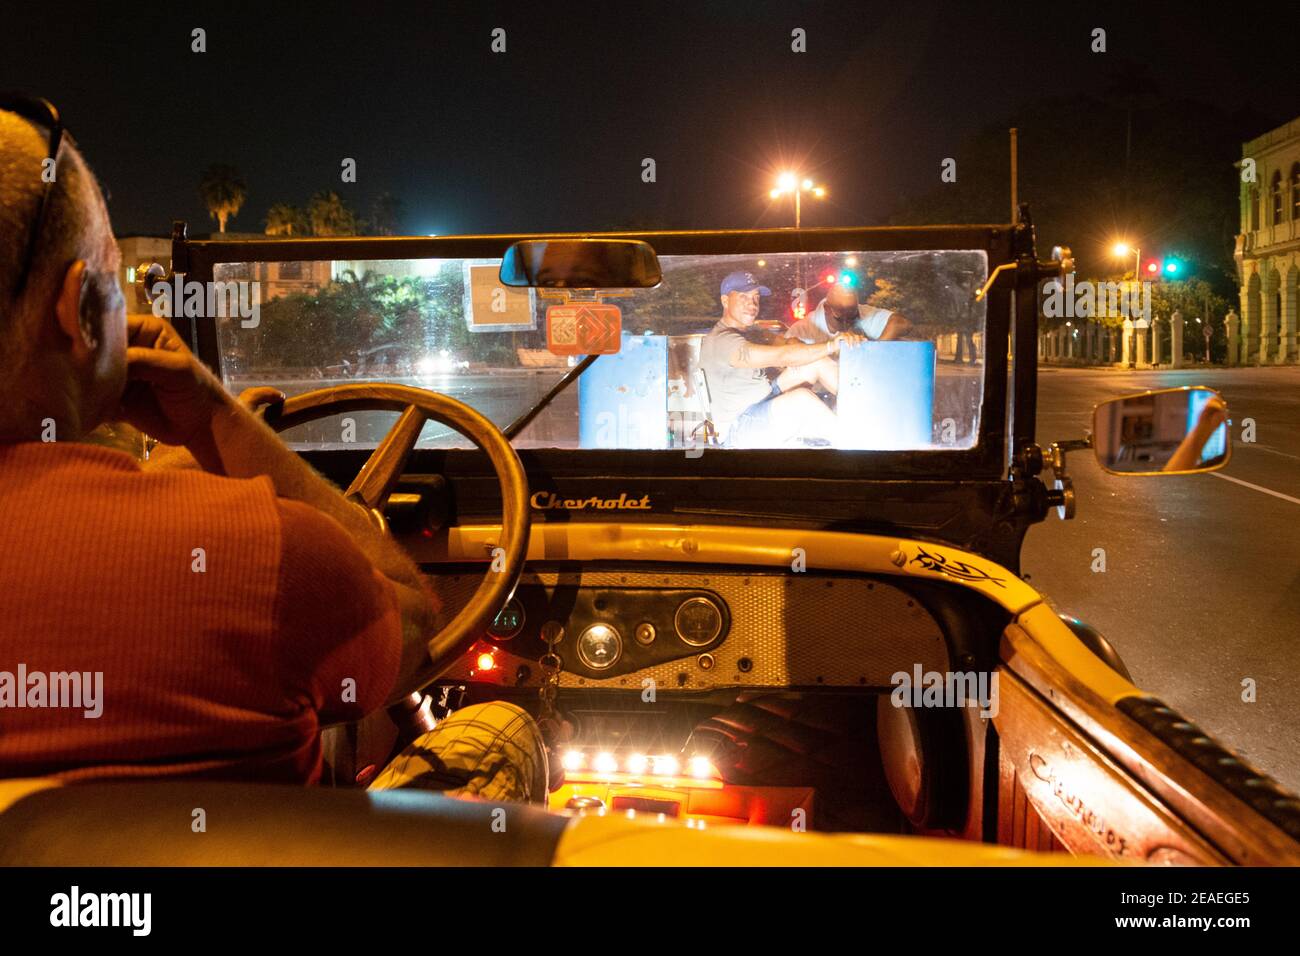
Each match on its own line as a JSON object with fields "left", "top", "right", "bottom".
{"left": 1272, "top": 170, "right": 1283, "bottom": 224}
{"left": 1251, "top": 187, "right": 1260, "bottom": 231}
{"left": 1291, "top": 163, "right": 1300, "bottom": 221}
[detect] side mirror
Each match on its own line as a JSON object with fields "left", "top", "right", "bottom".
{"left": 134, "top": 261, "right": 168, "bottom": 308}
{"left": 498, "top": 239, "right": 662, "bottom": 290}
{"left": 1050, "top": 244, "right": 1075, "bottom": 274}
{"left": 1092, "top": 386, "right": 1231, "bottom": 475}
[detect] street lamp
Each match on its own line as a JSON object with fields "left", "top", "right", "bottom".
{"left": 1111, "top": 241, "right": 1141, "bottom": 281}
{"left": 771, "top": 172, "right": 827, "bottom": 228}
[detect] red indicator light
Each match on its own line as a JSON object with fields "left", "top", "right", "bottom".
{"left": 476, "top": 652, "right": 496, "bottom": 672}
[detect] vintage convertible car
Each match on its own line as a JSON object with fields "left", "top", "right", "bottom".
{"left": 2, "top": 212, "right": 1298, "bottom": 866}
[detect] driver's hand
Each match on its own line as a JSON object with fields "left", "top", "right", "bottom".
{"left": 1197, "top": 395, "right": 1228, "bottom": 431}
{"left": 237, "top": 386, "right": 286, "bottom": 417}
{"left": 828, "top": 331, "right": 865, "bottom": 354}
{"left": 117, "top": 314, "right": 233, "bottom": 447}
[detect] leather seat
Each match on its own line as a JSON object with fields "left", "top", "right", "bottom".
{"left": 0, "top": 778, "right": 1106, "bottom": 866}
{"left": 0, "top": 781, "right": 568, "bottom": 866}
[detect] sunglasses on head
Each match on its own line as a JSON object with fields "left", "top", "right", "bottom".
{"left": 1, "top": 93, "right": 67, "bottom": 296}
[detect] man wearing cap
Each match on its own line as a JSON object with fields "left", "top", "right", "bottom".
{"left": 697, "top": 271, "right": 861, "bottom": 448}
{"left": 786, "top": 276, "right": 911, "bottom": 346}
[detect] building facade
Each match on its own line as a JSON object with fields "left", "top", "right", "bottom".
{"left": 1235, "top": 117, "right": 1300, "bottom": 364}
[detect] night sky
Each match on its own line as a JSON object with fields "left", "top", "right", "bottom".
{"left": 3, "top": 0, "right": 1295, "bottom": 242}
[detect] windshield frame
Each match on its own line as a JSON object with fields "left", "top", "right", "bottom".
{"left": 172, "top": 223, "right": 1017, "bottom": 482}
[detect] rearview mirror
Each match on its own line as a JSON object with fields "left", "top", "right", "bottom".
{"left": 1092, "top": 386, "right": 1230, "bottom": 475}
{"left": 499, "top": 239, "right": 662, "bottom": 289}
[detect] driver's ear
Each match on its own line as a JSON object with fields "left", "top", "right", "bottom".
{"left": 53, "top": 259, "right": 96, "bottom": 351}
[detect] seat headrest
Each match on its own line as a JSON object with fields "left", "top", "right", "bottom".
{"left": 0, "top": 782, "right": 568, "bottom": 866}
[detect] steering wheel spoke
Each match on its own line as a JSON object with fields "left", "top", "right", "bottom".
{"left": 346, "top": 404, "right": 426, "bottom": 510}
{"left": 264, "top": 383, "right": 530, "bottom": 684}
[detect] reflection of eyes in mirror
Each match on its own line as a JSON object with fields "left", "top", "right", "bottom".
{"left": 1093, "top": 388, "right": 1229, "bottom": 474}
{"left": 500, "top": 240, "right": 661, "bottom": 289}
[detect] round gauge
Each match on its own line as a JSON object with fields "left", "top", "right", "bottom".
{"left": 576, "top": 623, "right": 623, "bottom": 671}
{"left": 674, "top": 596, "right": 723, "bottom": 647}
{"left": 487, "top": 599, "right": 525, "bottom": 641}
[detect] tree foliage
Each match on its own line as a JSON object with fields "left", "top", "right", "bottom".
{"left": 198, "top": 164, "right": 247, "bottom": 233}
{"left": 234, "top": 263, "right": 534, "bottom": 374}
{"left": 306, "top": 191, "right": 360, "bottom": 236}
{"left": 264, "top": 202, "right": 306, "bottom": 236}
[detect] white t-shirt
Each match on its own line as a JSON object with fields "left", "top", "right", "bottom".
{"left": 786, "top": 302, "right": 893, "bottom": 344}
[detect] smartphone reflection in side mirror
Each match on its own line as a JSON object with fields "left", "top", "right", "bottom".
{"left": 1092, "top": 386, "right": 1231, "bottom": 476}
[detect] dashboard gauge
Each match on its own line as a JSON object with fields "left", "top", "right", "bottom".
{"left": 576, "top": 623, "right": 623, "bottom": 671}
{"left": 487, "top": 599, "right": 525, "bottom": 640}
{"left": 674, "top": 596, "right": 723, "bottom": 646}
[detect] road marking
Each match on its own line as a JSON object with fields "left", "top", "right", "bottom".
{"left": 1242, "top": 443, "right": 1300, "bottom": 463}
{"left": 1213, "top": 472, "right": 1300, "bottom": 505}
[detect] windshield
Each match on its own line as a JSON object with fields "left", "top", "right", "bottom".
{"left": 214, "top": 249, "right": 988, "bottom": 451}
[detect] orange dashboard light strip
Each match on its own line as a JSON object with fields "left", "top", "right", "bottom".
{"left": 563, "top": 771, "right": 724, "bottom": 791}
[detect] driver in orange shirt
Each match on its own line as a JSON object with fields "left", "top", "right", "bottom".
{"left": 0, "top": 97, "right": 546, "bottom": 802}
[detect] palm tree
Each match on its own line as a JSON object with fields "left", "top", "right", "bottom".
{"left": 306, "top": 191, "right": 359, "bottom": 236}
{"left": 264, "top": 202, "right": 306, "bottom": 236}
{"left": 198, "top": 164, "right": 247, "bottom": 233}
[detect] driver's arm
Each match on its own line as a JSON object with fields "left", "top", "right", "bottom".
{"left": 726, "top": 334, "right": 845, "bottom": 369}
{"left": 1163, "top": 396, "right": 1228, "bottom": 472}
{"left": 146, "top": 403, "right": 438, "bottom": 703}
{"left": 195, "top": 396, "right": 443, "bottom": 699}
{"left": 877, "top": 313, "right": 912, "bottom": 341}
{"left": 185, "top": 392, "right": 430, "bottom": 599}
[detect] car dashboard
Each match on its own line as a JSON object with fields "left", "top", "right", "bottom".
{"left": 423, "top": 563, "right": 964, "bottom": 830}
{"left": 432, "top": 566, "right": 950, "bottom": 692}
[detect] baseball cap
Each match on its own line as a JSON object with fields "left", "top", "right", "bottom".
{"left": 720, "top": 271, "right": 771, "bottom": 296}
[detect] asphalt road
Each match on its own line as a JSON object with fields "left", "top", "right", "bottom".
{"left": 1024, "top": 367, "right": 1300, "bottom": 792}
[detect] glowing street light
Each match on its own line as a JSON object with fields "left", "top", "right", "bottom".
{"left": 1111, "top": 240, "right": 1141, "bottom": 289}
{"left": 770, "top": 171, "right": 827, "bottom": 228}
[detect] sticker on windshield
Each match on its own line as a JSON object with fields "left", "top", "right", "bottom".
{"left": 546, "top": 302, "right": 622, "bottom": 355}
{"left": 462, "top": 260, "right": 536, "bottom": 332}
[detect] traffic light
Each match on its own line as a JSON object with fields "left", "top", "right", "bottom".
{"left": 1142, "top": 256, "right": 1190, "bottom": 280}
